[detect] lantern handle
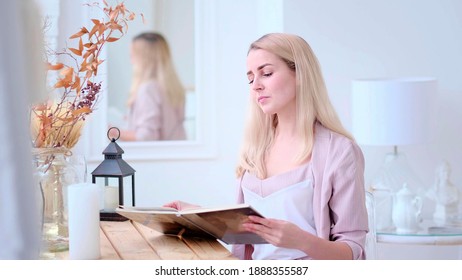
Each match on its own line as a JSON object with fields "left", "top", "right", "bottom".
{"left": 107, "top": 127, "right": 120, "bottom": 142}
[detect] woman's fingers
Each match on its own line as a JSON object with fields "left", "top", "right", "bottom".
{"left": 162, "top": 200, "right": 201, "bottom": 211}
{"left": 242, "top": 220, "right": 281, "bottom": 245}
{"left": 243, "top": 217, "right": 276, "bottom": 235}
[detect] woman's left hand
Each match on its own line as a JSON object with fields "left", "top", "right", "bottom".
{"left": 242, "top": 215, "right": 310, "bottom": 249}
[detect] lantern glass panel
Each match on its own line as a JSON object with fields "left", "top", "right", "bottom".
{"left": 93, "top": 177, "right": 117, "bottom": 212}
{"left": 123, "top": 176, "right": 134, "bottom": 206}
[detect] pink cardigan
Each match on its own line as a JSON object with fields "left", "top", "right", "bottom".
{"left": 128, "top": 80, "right": 186, "bottom": 141}
{"left": 233, "top": 123, "right": 368, "bottom": 260}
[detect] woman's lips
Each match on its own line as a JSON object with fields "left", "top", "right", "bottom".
{"left": 258, "top": 96, "right": 269, "bottom": 103}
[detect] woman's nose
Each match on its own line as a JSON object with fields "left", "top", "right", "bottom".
{"left": 252, "top": 77, "right": 263, "bottom": 91}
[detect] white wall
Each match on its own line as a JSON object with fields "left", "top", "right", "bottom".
{"left": 283, "top": 0, "right": 462, "bottom": 191}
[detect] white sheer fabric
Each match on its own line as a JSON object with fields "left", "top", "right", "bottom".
{"left": 0, "top": 0, "right": 45, "bottom": 259}
{"left": 365, "top": 191, "right": 377, "bottom": 259}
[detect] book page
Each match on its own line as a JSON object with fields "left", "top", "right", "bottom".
{"left": 181, "top": 205, "right": 268, "bottom": 244}
{"left": 120, "top": 206, "right": 178, "bottom": 212}
{"left": 115, "top": 208, "right": 214, "bottom": 239}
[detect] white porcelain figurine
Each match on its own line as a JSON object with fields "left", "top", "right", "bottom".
{"left": 426, "top": 160, "right": 460, "bottom": 225}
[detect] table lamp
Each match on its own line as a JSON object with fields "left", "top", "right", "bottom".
{"left": 351, "top": 77, "right": 437, "bottom": 230}
{"left": 352, "top": 77, "right": 436, "bottom": 191}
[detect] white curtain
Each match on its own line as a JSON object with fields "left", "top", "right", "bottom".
{"left": 0, "top": 0, "right": 45, "bottom": 259}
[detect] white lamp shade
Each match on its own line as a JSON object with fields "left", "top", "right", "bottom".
{"left": 352, "top": 77, "right": 436, "bottom": 146}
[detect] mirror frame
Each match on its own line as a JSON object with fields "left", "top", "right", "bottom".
{"left": 84, "top": 1, "right": 217, "bottom": 162}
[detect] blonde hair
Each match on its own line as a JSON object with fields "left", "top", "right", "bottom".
{"left": 236, "top": 33, "right": 353, "bottom": 178}
{"left": 128, "top": 32, "right": 185, "bottom": 108}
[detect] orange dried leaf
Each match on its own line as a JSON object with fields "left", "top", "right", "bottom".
{"left": 83, "top": 51, "right": 92, "bottom": 60}
{"left": 110, "top": 9, "right": 119, "bottom": 21}
{"left": 109, "top": 22, "right": 122, "bottom": 31}
{"left": 57, "top": 117, "right": 75, "bottom": 123}
{"left": 72, "top": 76, "right": 81, "bottom": 90}
{"left": 38, "top": 113, "right": 50, "bottom": 121}
{"left": 72, "top": 107, "right": 92, "bottom": 116}
{"left": 128, "top": 12, "right": 135, "bottom": 21}
{"left": 88, "top": 44, "right": 97, "bottom": 52}
{"left": 91, "top": 19, "right": 101, "bottom": 25}
{"left": 69, "top": 30, "right": 84, "bottom": 39}
{"left": 35, "top": 137, "right": 44, "bottom": 148}
{"left": 54, "top": 79, "right": 66, "bottom": 88}
{"left": 60, "top": 67, "right": 74, "bottom": 77}
{"left": 78, "top": 37, "right": 83, "bottom": 52}
{"left": 106, "top": 37, "right": 119, "bottom": 42}
{"left": 98, "top": 24, "right": 107, "bottom": 35}
{"left": 120, "top": 4, "right": 127, "bottom": 15}
{"left": 69, "top": 47, "right": 82, "bottom": 56}
{"left": 89, "top": 24, "right": 99, "bottom": 38}
{"left": 46, "top": 62, "right": 64, "bottom": 70}
{"left": 58, "top": 69, "right": 74, "bottom": 87}
{"left": 79, "top": 61, "right": 88, "bottom": 72}
{"left": 104, "top": 7, "right": 112, "bottom": 15}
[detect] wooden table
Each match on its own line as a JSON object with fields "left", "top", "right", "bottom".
{"left": 99, "top": 220, "right": 237, "bottom": 260}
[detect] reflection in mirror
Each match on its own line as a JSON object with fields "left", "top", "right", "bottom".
{"left": 106, "top": 0, "right": 195, "bottom": 141}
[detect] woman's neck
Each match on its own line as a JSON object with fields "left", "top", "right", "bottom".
{"left": 274, "top": 111, "right": 298, "bottom": 140}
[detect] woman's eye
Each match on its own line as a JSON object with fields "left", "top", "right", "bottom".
{"left": 263, "top": 72, "right": 273, "bottom": 77}
{"left": 248, "top": 79, "right": 254, "bottom": 84}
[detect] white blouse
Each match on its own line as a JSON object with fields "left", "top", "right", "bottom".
{"left": 241, "top": 162, "right": 316, "bottom": 260}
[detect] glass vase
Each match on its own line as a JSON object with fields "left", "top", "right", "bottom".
{"left": 32, "top": 148, "right": 87, "bottom": 259}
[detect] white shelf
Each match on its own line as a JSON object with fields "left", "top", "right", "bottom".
{"left": 377, "top": 220, "right": 462, "bottom": 245}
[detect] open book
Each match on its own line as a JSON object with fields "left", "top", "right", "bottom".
{"left": 116, "top": 204, "right": 268, "bottom": 244}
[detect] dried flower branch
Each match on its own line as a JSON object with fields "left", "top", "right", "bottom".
{"left": 31, "top": 1, "right": 140, "bottom": 149}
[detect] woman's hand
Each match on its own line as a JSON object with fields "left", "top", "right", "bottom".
{"left": 163, "top": 200, "right": 201, "bottom": 211}
{"left": 242, "top": 215, "right": 311, "bottom": 250}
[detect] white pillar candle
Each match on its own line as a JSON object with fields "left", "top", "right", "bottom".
{"left": 68, "top": 183, "right": 101, "bottom": 260}
{"left": 104, "top": 185, "right": 119, "bottom": 211}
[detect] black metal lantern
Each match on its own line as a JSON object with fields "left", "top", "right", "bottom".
{"left": 92, "top": 127, "right": 136, "bottom": 221}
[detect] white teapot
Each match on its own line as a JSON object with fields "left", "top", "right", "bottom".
{"left": 392, "top": 183, "right": 422, "bottom": 233}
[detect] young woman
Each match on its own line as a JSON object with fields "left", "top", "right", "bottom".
{"left": 166, "top": 33, "right": 368, "bottom": 260}
{"left": 232, "top": 33, "right": 368, "bottom": 260}
{"left": 111, "top": 32, "right": 187, "bottom": 141}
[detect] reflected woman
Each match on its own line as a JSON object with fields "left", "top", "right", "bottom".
{"left": 110, "top": 32, "right": 187, "bottom": 141}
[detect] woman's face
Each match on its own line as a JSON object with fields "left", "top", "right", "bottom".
{"left": 246, "top": 49, "right": 296, "bottom": 116}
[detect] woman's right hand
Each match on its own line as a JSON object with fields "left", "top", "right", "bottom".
{"left": 163, "top": 200, "right": 201, "bottom": 211}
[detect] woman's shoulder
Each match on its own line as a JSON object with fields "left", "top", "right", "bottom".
{"left": 139, "top": 80, "right": 162, "bottom": 92}
{"left": 314, "top": 122, "right": 357, "bottom": 148}
{"left": 137, "top": 80, "right": 164, "bottom": 101}
{"left": 312, "top": 123, "right": 365, "bottom": 177}
{"left": 313, "top": 122, "right": 364, "bottom": 163}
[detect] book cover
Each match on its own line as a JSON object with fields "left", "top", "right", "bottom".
{"left": 116, "top": 204, "right": 268, "bottom": 244}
